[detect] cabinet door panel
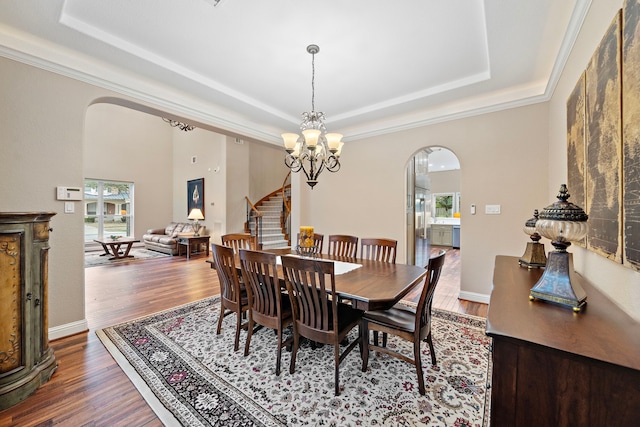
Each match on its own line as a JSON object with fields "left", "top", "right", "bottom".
{"left": 0, "top": 232, "right": 23, "bottom": 376}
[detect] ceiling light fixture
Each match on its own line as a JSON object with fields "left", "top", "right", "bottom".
{"left": 282, "top": 44, "right": 344, "bottom": 189}
{"left": 162, "top": 117, "right": 196, "bottom": 132}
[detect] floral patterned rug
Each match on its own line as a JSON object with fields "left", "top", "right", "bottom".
{"left": 97, "top": 297, "right": 491, "bottom": 426}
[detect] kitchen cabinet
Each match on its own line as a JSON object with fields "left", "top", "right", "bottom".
{"left": 430, "top": 224, "right": 453, "bottom": 246}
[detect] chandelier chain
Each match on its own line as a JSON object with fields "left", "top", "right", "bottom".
{"left": 311, "top": 50, "right": 315, "bottom": 112}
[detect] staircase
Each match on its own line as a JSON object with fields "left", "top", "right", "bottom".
{"left": 247, "top": 188, "right": 290, "bottom": 250}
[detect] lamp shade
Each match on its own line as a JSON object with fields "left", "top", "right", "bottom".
{"left": 188, "top": 208, "right": 204, "bottom": 220}
{"left": 282, "top": 133, "right": 299, "bottom": 151}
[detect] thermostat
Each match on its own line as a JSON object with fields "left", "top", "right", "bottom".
{"left": 56, "top": 186, "right": 83, "bottom": 201}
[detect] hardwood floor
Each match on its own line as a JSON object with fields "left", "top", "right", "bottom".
{"left": 0, "top": 250, "right": 486, "bottom": 426}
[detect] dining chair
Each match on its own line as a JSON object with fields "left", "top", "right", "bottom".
{"left": 211, "top": 243, "right": 249, "bottom": 352}
{"left": 360, "top": 237, "right": 398, "bottom": 344}
{"left": 361, "top": 249, "right": 446, "bottom": 395}
{"left": 239, "top": 249, "right": 293, "bottom": 375}
{"left": 360, "top": 238, "right": 397, "bottom": 263}
{"left": 281, "top": 256, "right": 363, "bottom": 396}
{"left": 295, "top": 232, "right": 324, "bottom": 254}
{"left": 327, "top": 234, "right": 358, "bottom": 258}
{"left": 221, "top": 233, "right": 255, "bottom": 253}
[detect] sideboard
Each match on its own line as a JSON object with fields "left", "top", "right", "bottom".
{"left": 0, "top": 212, "right": 57, "bottom": 410}
{"left": 486, "top": 256, "right": 640, "bottom": 427}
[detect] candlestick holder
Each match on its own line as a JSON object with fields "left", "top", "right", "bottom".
{"left": 295, "top": 245, "right": 319, "bottom": 258}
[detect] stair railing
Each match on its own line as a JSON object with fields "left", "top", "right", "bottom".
{"left": 281, "top": 172, "right": 291, "bottom": 245}
{"left": 245, "top": 197, "right": 263, "bottom": 249}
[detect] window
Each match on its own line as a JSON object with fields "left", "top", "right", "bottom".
{"left": 433, "top": 193, "right": 454, "bottom": 218}
{"left": 84, "top": 179, "right": 134, "bottom": 244}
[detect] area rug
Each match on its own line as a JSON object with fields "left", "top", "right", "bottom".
{"left": 85, "top": 248, "right": 170, "bottom": 268}
{"left": 97, "top": 297, "right": 491, "bottom": 426}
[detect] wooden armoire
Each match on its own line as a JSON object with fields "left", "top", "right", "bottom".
{"left": 0, "top": 212, "right": 57, "bottom": 410}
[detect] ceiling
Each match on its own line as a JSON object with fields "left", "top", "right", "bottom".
{"left": 0, "top": 0, "right": 588, "bottom": 145}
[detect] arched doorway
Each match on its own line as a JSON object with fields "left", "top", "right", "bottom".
{"left": 406, "top": 147, "right": 461, "bottom": 267}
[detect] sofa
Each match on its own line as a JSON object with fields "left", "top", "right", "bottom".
{"left": 142, "top": 222, "right": 197, "bottom": 255}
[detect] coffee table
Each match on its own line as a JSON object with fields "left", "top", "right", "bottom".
{"left": 94, "top": 237, "right": 140, "bottom": 260}
{"left": 177, "top": 235, "right": 211, "bottom": 259}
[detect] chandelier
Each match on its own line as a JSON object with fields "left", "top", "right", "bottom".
{"left": 162, "top": 117, "right": 196, "bottom": 132}
{"left": 282, "top": 44, "right": 344, "bottom": 189}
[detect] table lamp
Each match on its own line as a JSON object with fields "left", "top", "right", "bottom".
{"left": 188, "top": 208, "right": 204, "bottom": 236}
{"left": 529, "top": 184, "right": 588, "bottom": 312}
{"left": 518, "top": 209, "right": 547, "bottom": 269}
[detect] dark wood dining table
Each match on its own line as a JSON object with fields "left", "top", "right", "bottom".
{"left": 236, "top": 249, "right": 428, "bottom": 311}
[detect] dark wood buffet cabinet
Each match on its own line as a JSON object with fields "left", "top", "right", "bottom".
{"left": 0, "top": 212, "right": 57, "bottom": 410}
{"left": 486, "top": 256, "right": 640, "bottom": 427}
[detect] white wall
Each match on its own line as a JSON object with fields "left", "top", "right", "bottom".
{"left": 548, "top": 0, "right": 640, "bottom": 320}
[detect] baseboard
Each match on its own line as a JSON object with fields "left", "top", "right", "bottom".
{"left": 458, "top": 290, "right": 490, "bottom": 305}
{"left": 49, "top": 319, "right": 89, "bottom": 340}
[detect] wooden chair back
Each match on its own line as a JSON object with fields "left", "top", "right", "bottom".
{"left": 239, "top": 249, "right": 285, "bottom": 324}
{"left": 281, "top": 255, "right": 363, "bottom": 395}
{"left": 282, "top": 256, "right": 337, "bottom": 342}
{"left": 295, "top": 232, "right": 324, "bottom": 253}
{"left": 239, "top": 248, "right": 292, "bottom": 373}
{"left": 328, "top": 234, "right": 358, "bottom": 258}
{"left": 211, "top": 243, "right": 249, "bottom": 351}
{"left": 416, "top": 249, "right": 446, "bottom": 336}
{"left": 360, "top": 238, "right": 397, "bottom": 263}
{"left": 360, "top": 249, "right": 446, "bottom": 395}
{"left": 221, "top": 233, "right": 254, "bottom": 253}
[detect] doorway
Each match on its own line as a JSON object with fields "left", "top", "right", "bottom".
{"left": 406, "top": 146, "right": 461, "bottom": 267}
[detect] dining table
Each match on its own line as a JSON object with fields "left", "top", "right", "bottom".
{"left": 230, "top": 248, "right": 428, "bottom": 311}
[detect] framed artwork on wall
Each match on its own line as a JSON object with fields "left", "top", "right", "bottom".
{"left": 584, "top": 11, "right": 622, "bottom": 263}
{"left": 567, "top": 72, "right": 587, "bottom": 247}
{"left": 187, "top": 178, "right": 205, "bottom": 218}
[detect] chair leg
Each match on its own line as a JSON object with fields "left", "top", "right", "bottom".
{"left": 243, "top": 314, "right": 254, "bottom": 357}
{"left": 216, "top": 307, "right": 226, "bottom": 335}
{"left": 334, "top": 341, "right": 341, "bottom": 396}
{"left": 275, "top": 327, "right": 283, "bottom": 376}
{"left": 289, "top": 329, "right": 299, "bottom": 374}
{"left": 414, "top": 339, "right": 425, "bottom": 395}
{"left": 361, "top": 321, "right": 369, "bottom": 372}
{"left": 426, "top": 332, "right": 437, "bottom": 365}
{"left": 234, "top": 310, "right": 242, "bottom": 352}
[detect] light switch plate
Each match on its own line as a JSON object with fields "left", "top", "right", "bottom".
{"left": 64, "top": 201, "right": 74, "bottom": 213}
{"left": 485, "top": 204, "right": 501, "bottom": 214}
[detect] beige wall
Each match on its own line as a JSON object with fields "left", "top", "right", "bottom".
{"left": 2, "top": 56, "right": 101, "bottom": 334}
{"left": 296, "top": 103, "right": 549, "bottom": 301}
{"left": 430, "top": 169, "right": 461, "bottom": 196}
{"left": 548, "top": 0, "right": 640, "bottom": 320}
{"left": 2, "top": 0, "right": 637, "bottom": 337}
{"left": 85, "top": 104, "right": 174, "bottom": 236}
{"left": 249, "top": 141, "right": 291, "bottom": 202}
{"left": 171, "top": 127, "right": 226, "bottom": 241}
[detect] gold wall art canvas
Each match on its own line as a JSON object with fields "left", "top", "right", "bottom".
{"left": 567, "top": 73, "right": 587, "bottom": 247}
{"left": 623, "top": 0, "right": 640, "bottom": 270}
{"left": 584, "top": 11, "right": 623, "bottom": 263}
